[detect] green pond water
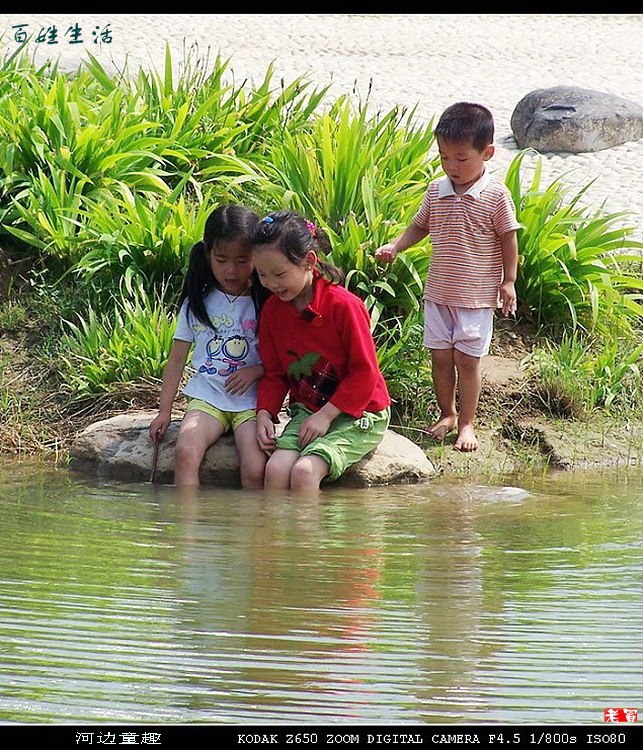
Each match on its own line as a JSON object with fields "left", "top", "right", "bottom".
{"left": 0, "top": 458, "right": 641, "bottom": 725}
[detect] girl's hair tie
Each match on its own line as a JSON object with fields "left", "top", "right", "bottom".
{"left": 305, "top": 219, "right": 317, "bottom": 237}
{"left": 261, "top": 215, "right": 274, "bottom": 224}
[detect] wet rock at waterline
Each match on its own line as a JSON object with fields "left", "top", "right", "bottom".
{"left": 69, "top": 411, "right": 436, "bottom": 487}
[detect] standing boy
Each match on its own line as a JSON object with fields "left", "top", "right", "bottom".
{"left": 375, "top": 102, "right": 520, "bottom": 452}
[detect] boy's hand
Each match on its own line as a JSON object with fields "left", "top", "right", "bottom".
{"left": 374, "top": 243, "right": 398, "bottom": 263}
{"left": 499, "top": 280, "right": 517, "bottom": 317}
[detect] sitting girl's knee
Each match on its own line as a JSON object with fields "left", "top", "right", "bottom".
{"left": 174, "top": 439, "right": 202, "bottom": 467}
{"left": 290, "top": 456, "right": 327, "bottom": 491}
{"left": 290, "top": 459, "right": 314, "bottom": 483}
{"left": 240, "top": 461, "right": 266, "bottom": 489}
{"left": 264, "top": 458, "right": 290, "bottom": 487}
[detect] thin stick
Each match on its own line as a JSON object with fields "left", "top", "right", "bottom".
{"left": 149, "top": 440, "right": 160, "bottom": 484}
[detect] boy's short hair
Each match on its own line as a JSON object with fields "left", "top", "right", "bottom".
{"left": 435, "top": 102, "right": 494, "bottom": 152}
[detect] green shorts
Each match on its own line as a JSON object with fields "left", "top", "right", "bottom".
{"left": 276, "top": 403, "right": 390, "bottom": 481}
{"left": 186, "top": 398, "right": 256, "bottom": 432}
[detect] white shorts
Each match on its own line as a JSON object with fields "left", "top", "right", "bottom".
{"left": 423, "top": 300, "right": 494, "bottom": 358}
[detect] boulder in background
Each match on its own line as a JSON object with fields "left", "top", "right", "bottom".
{"left": 510, "top": 86, "right": 643, "bottom": 153}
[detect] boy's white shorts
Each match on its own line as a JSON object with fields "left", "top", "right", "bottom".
{"left": 423, "top": 300, "right": 494, "bottom": 358}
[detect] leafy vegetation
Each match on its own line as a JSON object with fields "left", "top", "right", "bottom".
{"left": 506, "top": 151, "right": 643, "bottom": 334}
{"left": 59, "top": 282, "right": 176, "bottom": 395}
{"left": 523, "top": 331, "right": 643, "bottom": 419}
{"left": 0, "top": 43, "right": 642, "bottom": 459}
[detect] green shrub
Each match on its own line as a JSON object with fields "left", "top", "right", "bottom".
{"left": 262, "top": 96, "right": 439, "bottom": 230}
{"left": 59, "top": 284, "right": 176, "bottom": 396}
{"left": 375, "top": 312, "right": 435, "bottom": 428}
{"left": 71, "top": 177, "right": 213, "bottom": 298}
{"left": 506, "top": 151, "right": 643, "bottom": 334}
{"left": 524, "top": 331, "right": 643, "bottom": 418}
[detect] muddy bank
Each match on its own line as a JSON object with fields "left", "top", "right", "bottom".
{"left": 422, "top": 414, "right": 643, "bottom": 481}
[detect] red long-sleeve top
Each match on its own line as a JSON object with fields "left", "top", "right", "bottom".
{"left": 257, "top": 276, "right": 391, "bottom": 420}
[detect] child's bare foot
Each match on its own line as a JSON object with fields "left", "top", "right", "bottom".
{"left": 454, "top": 424, "right": 478, "bottom": 452}
{"left": 427, "top": 414, "right": 458, "bottom": 441}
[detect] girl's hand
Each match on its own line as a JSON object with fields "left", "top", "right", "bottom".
{"left": 149, "top": 412, "right": 170, "bottom": 444}
{"left": 298, "top": 411, "right": 332, "bottom": 448}
{"left": 256, "top": 409, "right": 277, "bottom": 454}
{"left": 225, "top": 364, "right": 264, "bottom": 395}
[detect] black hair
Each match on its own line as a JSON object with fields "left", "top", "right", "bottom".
{"left": 180, "top": 204, "right": 271, "bottom": 329}
{"left": 435, "top": 101, "right": 494, "bottom": 152}
{"left": 250, "top": 209, "right": 344, "bottom": 285}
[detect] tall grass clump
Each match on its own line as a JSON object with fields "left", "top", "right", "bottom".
{"left": 0, "top": 55, "right": 170, "bottom": 193}
{"left": 263, "top": 96, "right": 438, "bottom": 230}
{"left": 322, "top": 215, "right": 430, "bottom": 330}
{"left": 71, "top": 179, "right": 217, "bottom": 301}
{"left": 87, "top": 44, "right": 330, "bottom": 191}
{"left": 59, "top": 283, "right": 176, "bottom": 397}
{"left": 375, "top": 312, "right": 435, "bottom": 429}
{"left": 506, "top": 151, "right": 643, "bottom": 335}
{"left": 0, "top": 51, "right": 174, "bottom": 269}
{"left": 0, "top": 44, "right": 331, "bottom": 274}
{"left": 524, "top": 331, "right": 643, "bottom": 419}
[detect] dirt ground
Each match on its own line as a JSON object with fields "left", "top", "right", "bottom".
{"left": 420, "top": 317, "right": 643, "bottom": 480}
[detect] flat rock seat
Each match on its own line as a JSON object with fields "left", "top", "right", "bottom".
{"left": 69, "top": 411, "right": 436, "bottom": 488}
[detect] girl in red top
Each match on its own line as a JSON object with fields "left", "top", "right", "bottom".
{"left": 252, "top": 210, "right": 391, "bottom": 493}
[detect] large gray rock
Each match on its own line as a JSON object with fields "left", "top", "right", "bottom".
{"left": 510, "top": 86, "right": 643, "bottom": 153}
{"left": 69, "top": 411, "right": 435, "bottom": 487}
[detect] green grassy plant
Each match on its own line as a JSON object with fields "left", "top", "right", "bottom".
{"left": 0, "top": 45, "right": 329, "bottom": 268}
{"left": 59, "top": 283, "right": 176, "bottom": 396}
{"left": 262, "top": 96, "right": 439, "bottom": 229}
{"left": 374, "top": 312, "right": 436, "bottom": 428}
{"left": 88, "top": 44, "right": 329, "bottom": 187}
{"left": 506, "top": 151, "right": 643, "bottom": 334}
{"left": 0, "top": 58, "right": 169, "bottom": 191}
{"left": 71, "top": 178, "right": 216, "bottom": 298}
{"left": 3, "top": 165, "right": 89, "bottom": 263}
{"left": 524, "top": 331, "right": 643, "bottom": 418}
{"left": 588, "top": 336, "right": 643, "bottom": 411}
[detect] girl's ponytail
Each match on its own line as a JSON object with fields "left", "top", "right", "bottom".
{"left": 309, "top": 224, "right": 344, "bottom": 284}
{"left": 180, "top": 240, "right": 217, "bottom": 329}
